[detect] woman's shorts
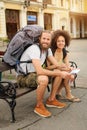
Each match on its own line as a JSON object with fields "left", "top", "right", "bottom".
{"left": 17, "top": 73, "right": 37, "bottom": 88}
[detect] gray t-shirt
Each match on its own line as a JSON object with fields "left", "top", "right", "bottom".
{"left": 19, "top": 44, "right": 53, "bottom": 74}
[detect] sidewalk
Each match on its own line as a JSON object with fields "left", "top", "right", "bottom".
{"left": 0, "top": 87, "right": 87, "bottom": 130}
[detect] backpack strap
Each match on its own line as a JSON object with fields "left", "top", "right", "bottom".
{"left": 63, "top": 48, "right": 69, "bottom": 60}
{"left": 42, "top": 49, "right": 48, "bottom": 68}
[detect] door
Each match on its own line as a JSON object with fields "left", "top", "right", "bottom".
{"left": 5, "top": 9, "right": 20, "bottom": 40}
{"left": 44, "top": 13, "right": 52, "bottom": 30}
{"left": 6, "top": 23, "right": 17, "bottom": 40}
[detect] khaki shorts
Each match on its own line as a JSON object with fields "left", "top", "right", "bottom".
{"left": 17, "top": 73, "right": 37, "bottom": 88}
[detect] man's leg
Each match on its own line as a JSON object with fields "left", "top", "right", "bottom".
{"left": 46, "top": 76, "right": 66, "bottom": 108}
{"left": 34, "top": 75, "right": 51, "bottom": 117}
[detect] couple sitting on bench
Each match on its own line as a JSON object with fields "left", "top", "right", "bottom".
{"left": 16, "top": 30, "right": 80, "bottom": 118}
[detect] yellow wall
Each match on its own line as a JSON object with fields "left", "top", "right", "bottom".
{"left": 5, "top": 3, "right": 21, "bottom": 10}
{"left": 84, "top": 0, "right": 87, "bottom": 12}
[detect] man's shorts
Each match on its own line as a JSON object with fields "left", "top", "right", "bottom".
{"left": 17, "top": 73, "right": 37, "bottom": 88}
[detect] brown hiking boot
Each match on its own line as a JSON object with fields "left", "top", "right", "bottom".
{"left": 46, "top": 99, "right": 66, "bottom": 108}
{"left": 34, "top": 103, "right": 51, "bottom": 117}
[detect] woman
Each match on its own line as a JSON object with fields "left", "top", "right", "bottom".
{"left": 47, "top": 30, "right": 80, "bottom": 102}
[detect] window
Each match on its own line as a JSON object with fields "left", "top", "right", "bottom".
{"left": 43, "top": 0, "right": 51, "bottom": 4}
{"left": 27, "top": 12, "right": 37, "bottom": 25}
{"left": 61, "top": 0, "right": 63, "bottom": 6}
{"left": 62, "top": 26, "right": 65, "bottom": 30}
{"left": 72, "top": 0, "right": 74, "bottom": 7}
{"left": 31, "top": 0, "right": 37, "bottom": 2}
{"left": 76, "top": 0, "right": 78, "bottom": 4}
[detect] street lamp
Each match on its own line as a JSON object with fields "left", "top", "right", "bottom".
{"left": 43, "top": 2, "right": 47, "bottom": 9}
{"left": 41, "top": 2, "right": 47, "bottom": 10}
{"left": 23, "top": 0, "right": 30, "bottom": 8}
{"left": 23, "top": 0, "right": 47, "bottom": 10}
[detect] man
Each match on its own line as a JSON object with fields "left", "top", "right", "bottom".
{"left": 17, "top": 30, "right": 73, "bottom": 117}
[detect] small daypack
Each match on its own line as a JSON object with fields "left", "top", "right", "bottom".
{"left": 3, "top": 25, "right": 43, "bottom": 66}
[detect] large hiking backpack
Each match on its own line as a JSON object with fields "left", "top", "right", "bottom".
{"left": 3, "top": 25, "right": 43, "bottom": 66}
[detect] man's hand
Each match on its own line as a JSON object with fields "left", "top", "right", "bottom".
{"left": 60, "top": 71, "right": 74, "bottom": 79}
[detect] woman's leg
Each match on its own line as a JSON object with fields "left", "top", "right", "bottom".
{"left": 63, "top": 78, "right": 81, "bottom": 102}
{"left": 48, "top": 76, "right": 62, "bottom": 101}
{"left": 56, "top": 80, "right": 64, "bottom": 96}
{"left": 63, "top": 78, "right": 74, "bottom": 98}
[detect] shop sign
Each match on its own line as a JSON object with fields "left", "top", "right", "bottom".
{"left": 27, "top": 15, "right": 36, "bottom": 21}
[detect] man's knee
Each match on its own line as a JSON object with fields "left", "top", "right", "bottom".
{"left": 37, "top": 75, "right": 49, "bottom": 86}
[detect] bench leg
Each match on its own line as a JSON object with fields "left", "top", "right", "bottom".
{"left": 73, "top": 80, "right": 76, "bottom": 88}
{"left": 5, "top": 98, "right": 16, "bottom": 123}
{"left": 47, "top": 85, "right": 50, "bottom": 92}
{"left": 73, "top": 74, "right": 77, "bottom": 88}
{"left": 10, "top": 99, "right": 16, "bottom": 123}
{"left": 0, "top": 72, "right": 2, "bottom": 81}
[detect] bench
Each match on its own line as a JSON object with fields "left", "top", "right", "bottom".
{"left": 0, "top": 57, "right": 78, "bottom": 123}
{"left": 0, "top": 61, "right": 37, "bottom": 123}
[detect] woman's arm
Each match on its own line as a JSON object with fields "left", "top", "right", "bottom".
{"left": 64, "top": 53, "right": 73, "bottom": 71}
{"left": 32, "top": 58, "right": 72, "bottom": 79}
{"left": 46, "top": 59, "right": 57, "bottom": 70}
{"left": 46, "top": 56, "right": 64, "bottom": 70}
{"left": 46, "top": 56, "right": 67, "bottom": 71}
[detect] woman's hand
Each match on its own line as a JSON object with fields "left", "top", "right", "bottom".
{"left": 59, "top": 65, "right": 71, "bottom": 72}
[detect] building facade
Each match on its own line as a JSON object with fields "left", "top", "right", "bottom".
{"left": 0, "top": 0, "right": 87, "bottom": 40}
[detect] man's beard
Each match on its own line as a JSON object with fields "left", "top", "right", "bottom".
{"left": 40, "top": 44, "right": 51, "bottom": 50}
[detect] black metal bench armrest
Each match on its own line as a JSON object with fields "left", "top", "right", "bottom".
{"left": 69, "top": 61, "right": 78, "bottom": 88}
{"left": 0, "top": 81, "right": 16, "bottom": 99}
{"left": 69, "top": 61, "right": 78, "bottom": 68}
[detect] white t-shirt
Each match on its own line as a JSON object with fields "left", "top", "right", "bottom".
{"left": 19, "top": 44, "right": 52, "bottom": 74}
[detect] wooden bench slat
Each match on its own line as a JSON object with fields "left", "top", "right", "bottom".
{"left": 0, "top": 62, "right": 14, "bottom": 72}
{"left": 0, "top": 51, "right": 5, "bottom": 55}
{"left": 16, "top": 87, "right": 36, "bottom": 98}
{"left": 0, "top": 51, "right": 5, "bottom": 58}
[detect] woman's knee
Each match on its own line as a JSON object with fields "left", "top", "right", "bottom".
{"left": 37, "top": 75, "right": 49, "bottom": 86}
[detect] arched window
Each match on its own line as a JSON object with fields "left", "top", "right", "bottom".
{"left": 70, "top": 18, "right": 73, "bottom": 33}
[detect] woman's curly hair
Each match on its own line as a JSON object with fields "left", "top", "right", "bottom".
{"left": 51, "top": 30, "right": 71, "bottom": 54}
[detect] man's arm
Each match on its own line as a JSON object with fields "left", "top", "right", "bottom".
{"left": 46, "top": 59, "right": 57, "bottom": 70}
{"left": 32, "top": 59, "right": 72, "bottom": 79}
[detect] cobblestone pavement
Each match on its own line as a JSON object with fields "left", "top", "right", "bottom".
{"left": 68, "top": 39, "right": 87, "bottom": 88}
